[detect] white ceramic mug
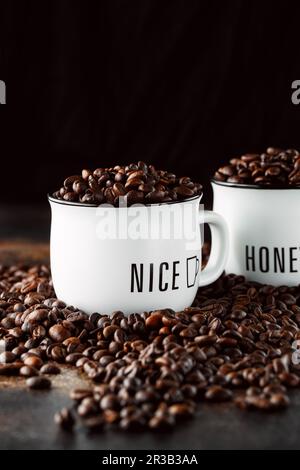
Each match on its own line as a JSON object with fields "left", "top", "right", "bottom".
{"left": 212, "top": 180, "right": 300, "bottom": 286}
{"left": 48, "top": 194, "right": 229, "bottom": 314}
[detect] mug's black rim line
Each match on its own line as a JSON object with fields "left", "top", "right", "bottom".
{"left": 211, "top": 178, "right": 300, "bottom": 190}
{"left": 47, "top": 193, "right": 202, "bottom": 208}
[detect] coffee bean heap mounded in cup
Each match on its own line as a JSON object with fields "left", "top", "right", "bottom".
{"left": 52, "top": 161, "right": 203, "bottom": 206}
{"left": 214, "top": 147, "right": 300, "bottom": 186}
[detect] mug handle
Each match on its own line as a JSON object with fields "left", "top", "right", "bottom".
{"left": 198, "top": 210, "right": 229, "bottom": 287}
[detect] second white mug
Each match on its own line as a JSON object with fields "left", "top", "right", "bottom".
{"left": 212, "top": 180, "right": 300, "bottom": 286}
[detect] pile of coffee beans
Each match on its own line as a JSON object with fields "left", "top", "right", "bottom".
{"left": 51, "top": 162, "right": 203, "bottom": 206}
{"left": 0, "top": 264, "right": 300, "bottom": 432}
{"left": 213, "top": 147, "right": 300, "bottom": 186}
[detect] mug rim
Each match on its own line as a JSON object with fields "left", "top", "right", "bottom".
{"left": 47, "top": 193, "right": 202, "bottom": 208}
{"left": 211, "top": 178, "right": 300, "bottom": 190}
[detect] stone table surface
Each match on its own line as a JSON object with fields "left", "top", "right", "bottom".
{"left": 0, "top": 203, "right": 300, "bottom": 450}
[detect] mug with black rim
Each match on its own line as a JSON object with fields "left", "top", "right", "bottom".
{"left": 211, "top": 179, "right": 300, "bottom": 286}
{"left": 48, "top": 192, "right": 229, "bottom": 315}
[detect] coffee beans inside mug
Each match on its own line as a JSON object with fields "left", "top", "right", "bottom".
{"left": 213, "top": 147, "right": 300, "bottom": 186}
{"left": 52, "top": 162, "right": 203, "bottom": 206}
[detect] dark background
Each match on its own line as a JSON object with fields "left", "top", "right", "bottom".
{"left": 1, "top": 0, "right": 300, "bottom": 206}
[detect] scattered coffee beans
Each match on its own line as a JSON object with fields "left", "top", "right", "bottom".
{"left": 213, "top": 147, "right": 300, "bottom": 186}
{"left": 52, "top": 162, "right": 202, "bottom": 206}
{"left": 0, "top": 264, "right": 300, "bottom": 431}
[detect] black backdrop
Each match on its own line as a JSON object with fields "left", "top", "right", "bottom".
{"left": 1, "top": 0, "right": 300, "bottom": 205}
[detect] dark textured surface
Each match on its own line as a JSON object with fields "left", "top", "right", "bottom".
{"left": 1, "top": 383, "right": 300, "bottom": 450}
{"left": 0, "top": 205, "right": 300, "bottom": 450}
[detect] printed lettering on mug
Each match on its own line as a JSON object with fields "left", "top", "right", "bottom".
{"left": 245, "top": 245, "right": 300, "bottom": 274}
{"left": 130, "top": 256, "right": 200, "bottom": 293}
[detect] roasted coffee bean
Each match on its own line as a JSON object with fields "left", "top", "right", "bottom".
{"left": 135, "top": 389, "right": 159, "bottom": 403}
{"left": 54, "top": 407, "right": 75, "bottom": 430}
{"left": 269, "top": 393, "right": 290, "bottom": 408}
{"left": 23, "top": 355, "right": 43, "bottom": 369}
{"left": 119, "top": 414, "right": 147, "bottom": 430}
{"left": 20, "top": 365, "right": 39, "bottom": 377}
{"left": 64, "top": 175, "right": 80, "bottom": 189}
{"left": 103, "top": 409, "right": 119, "bottom": 424}
{"left": 52, "top": 163, "right": 202, "bottom": 206}
{"left": 278, "top": 372, "right": 300, "bottom": 387}
{"left": 77, "top": 397, "right": 98, "bottom": 416}
{"left": 0, "top": 351, "right": 16, "bottom": 364}
{"left": 50, "top": 345, "right": 66, "bottom": 362}
{"left": 63, "top": 192, "right": 78, "bottom": 202}
{"left": 168, "top": 403, "right": 194, "bottom": 418}
{"left": 174, "top": 185, "right": 195, "bottom": 197}
{"left": 49, "top": 324, "right": 72, "bottom": 342}
{"left": 145, "top": 312, "right": 163, "bottom": 329}
{"left": 65, "top": 353, "right": 84, "bottom": 364}
{"left": 103, "top": 325, "right": 118, "bottom": 339}
{"left": 12, "top": 346, "right": 27, "bottom": 357}
{"left": 194, "top": 335, "right": 217, "bottom": 346}
{"left": 0, "top": 363, "right": 22, "bottom": 375}
{"left": 73, "top": 179, "right": 88, "bottom": 195}
{"left": 214, "top": 147, "right": 300, "bottom": 186}
{"left": 205, "top": 386, "right": 233, "bottom": 402}
{"left": 149, "top": 413, "right": 175, "bottom": 429}
{"left": 100, "top": 394, "right": 119, "bottom": 410}
{"left": 26, "top": 376, "right": 52, "bottom": 390}
{"left": 70, "top": 388, "right": 93, "bottom": 401}
{"left": 27, "top": 309, "right": 49, "bottom": 323}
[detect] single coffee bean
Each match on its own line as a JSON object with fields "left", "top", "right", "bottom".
{"left": 0, "top": 363, "right": 22, "bottom": 375}
{"left": 26, "top": 376, "right": 52, "bottom": 390}
{"left": 77, "top": 397, "right": 98, "bottom": 416}
{"left": 168, "top": 403, "right": 194, "bottom": 418}
{"left": 149, "top": 413, "right": 175, "bottom": 429}
{"left": 24, "top": 355, "right": 43, "bottom": 369}
{"left": 269, "top": 393, "right": 290, "bottom": 408}
{"left": 40, "top": 363, "right": 61, "bottom": 375}
{"left": 19, "top": 365, "right": 39, "bottom": 377}
{"left": 73, "top": 179, "right": 88, "bottom": 194}
{"left": 50, "top": 345, "right": 66, "bottom": 362}
{"left": 100, "top": 394, "right": 119, "bottom": 410}
{"left": 49, "top": 324, "right": 72, "bottom": 342}
{"left": 103, "top": 409, "right": 119, "bottom": 424}
{"left": 70, "top": 388, "right": 93, "bottom": 401}
{"left": 54, "top": 408, "right": 75, "bottom": 430}
{"left": 278, "top": 372, "right": 300, "bottom": 387}
{"left": 0, "top": 351, "right": 16, "bottom": 364}
{"left": 145, "top": 312, "right": 163, "bottom": 329}
{"left": 174, "top": 185, "right": 195, "bottom": 197}
{"left": 205, "top": 386, "right": 233, "bottom": 402}
{"left": 64, "top": 175, "right": 80, "bottom": 189}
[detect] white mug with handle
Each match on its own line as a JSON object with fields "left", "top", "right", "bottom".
{"left": 49, "top": 194, "right": 229, "bottom": 315}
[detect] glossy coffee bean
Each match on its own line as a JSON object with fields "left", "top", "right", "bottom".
{"left": 26, "top": 376, "right": 52, "bottom": 390}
